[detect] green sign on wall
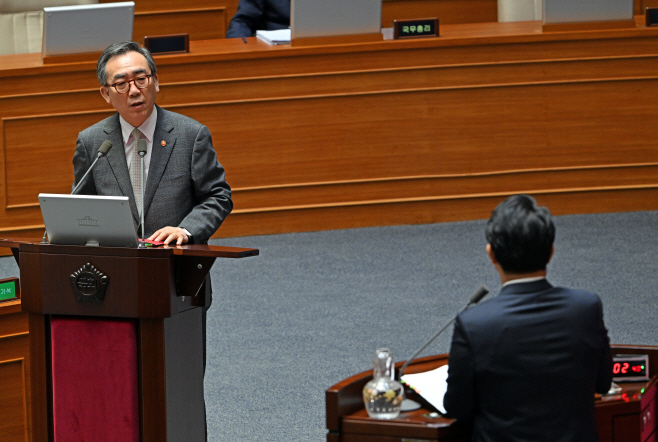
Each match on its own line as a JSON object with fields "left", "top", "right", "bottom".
{"left": 0, "top": 280, "right": 17, "bottom": 301}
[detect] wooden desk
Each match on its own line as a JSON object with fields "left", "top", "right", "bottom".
{"left": 0, "top": 238, "right": 257, "bottom": 442}
{"left": 327, "top": 346, "right": 658, "bottom": 442}
{"left": 1, "top": 18, "right": 658, "bottom": 242}
{"left": 0, "top": 288, "right": 30, "bottom": 442}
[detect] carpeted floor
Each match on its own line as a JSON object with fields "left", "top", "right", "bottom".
{"left": 2, "top": 210, "right": 656, "bottom": 441}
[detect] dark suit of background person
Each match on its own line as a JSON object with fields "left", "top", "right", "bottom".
{"left": 443, "top": 195, "right": 613, "bottom": 442}
{"left": 226, "top": 0, "right": 290, "bottom": 38}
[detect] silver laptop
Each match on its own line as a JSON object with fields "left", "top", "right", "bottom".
{"left": 39, "top": 194, "right": 138, "bottom": 248}
{"left": 42, "top": 2, "right": 134, "bottom": 57}
{"left": 291, "top": 0, "right": 381, "bottom": 39}
{"left": 543, "top": 0, "right": 633, "bottom": 24}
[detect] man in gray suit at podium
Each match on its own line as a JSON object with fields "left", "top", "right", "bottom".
{"left": 72, "top": 41, "right": 232, "bottom": 246}
{"left": 444, "top": 194, "right": 612, "bottom": 442}
{"left": 72, "top": 41, "right": 232, "bottom": 441}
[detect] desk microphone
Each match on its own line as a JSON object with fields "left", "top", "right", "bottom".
{"left": 398, "top": 285, "right": 489, "bottom": 381}
{"left": 137, "top": 139, "right": 147, "bottom": 247}
{"left": 41, "top": 141, "right": 113, "bottom": 244}
{"left": 396, "top": 285, "right": 488, "bottom": 412}
{"left": 71, "top": 141, "right": 113, "bottom": 195}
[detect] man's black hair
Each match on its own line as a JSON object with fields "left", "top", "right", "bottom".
{"left": 485, "top": 194, "right": 555, "bottom": 274}
{"left": 96, "top": 41, "right": 157, "bottom": 86}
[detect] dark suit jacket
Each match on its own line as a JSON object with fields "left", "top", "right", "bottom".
{"left": 444, "top": 279, "right": 612, "bottom": 442}
{"left": 226, "top": 0, "right": 290, "bottom": 38}
{"left": 72, "top": 105, "right": 233, "bottom": 244}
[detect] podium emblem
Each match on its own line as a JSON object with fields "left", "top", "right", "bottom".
{"left": 69, "top": 263, "right": 109, "bottom": 302}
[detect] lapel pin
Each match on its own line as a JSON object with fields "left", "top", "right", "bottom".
{"left": 161, "top": 140, "right": 167, "bottom": 147}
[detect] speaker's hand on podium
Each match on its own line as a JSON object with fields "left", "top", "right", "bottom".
{"left": 149, "top": 227, "right": 189, "bottom": 245}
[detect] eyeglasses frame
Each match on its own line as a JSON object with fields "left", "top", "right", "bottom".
{"left": 108, "top": 74, "right": 153, "bottom": 94}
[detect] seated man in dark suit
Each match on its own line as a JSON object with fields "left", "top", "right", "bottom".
{"left": 226, "top": 0, "right": 290, "bottom": 38}
{"left": 444, "top": 194, "right": 613, "bottom": 442}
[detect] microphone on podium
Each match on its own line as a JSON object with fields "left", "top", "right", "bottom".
{"left": 42, "top": 141, "right": 113, "bottom": 244}
{"left": 137, "top": 139, "right": 147, "bottom": 247}
{"left": 71, "top": 140, "right": 113, "bottom": 195}
{"left": 399, "top": 285, "right": 489, "bottom": 380}
{"left": 397, "top": 285, "right": 489, "bottom": 411}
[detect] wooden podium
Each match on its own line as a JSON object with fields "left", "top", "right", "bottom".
{"left": 327, "top": 345, "right": 658, "bottom": 442}
{"left": 1, "top": 239, "right": 257, "bottom": 442}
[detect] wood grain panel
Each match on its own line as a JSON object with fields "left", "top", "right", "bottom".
{"left": 6, "top": 54, "right": 658, "bottom": 121}
{"left": 1, "top": 23, "right": 658, "bottom": 239}
{"left": 0, "top": 312, "right": 28, "bottom": 337}
{"left": 636, "top": 0, "right": 658, "bottom": 15}
{"left": 382, "top": 0, "right": 497, "bottom": 26}
{"left": 233, "top": 165, "right": 658, "bottom": 210}
{"left": 100, "top": 0, "right": 223, "bottom": 12}
{"left": 216, "top": 187, "right": 658, "bottom": 237}
{"left": 3, "top": 112, "right": 112, "bottom": 208}
{"left": 0, "top": 358, "right": 28, "bottom": 442}
{"left": 170, "top": 79, "right": 658, "bottom": 187}
{"left": 153, "top": 56, "right": 658, "bottom": 106}
{"left": 134, "top": 8, "right": 227, "bottom": 42}
{"left": 0, "top": 302, "right": 30, "bottom": 442}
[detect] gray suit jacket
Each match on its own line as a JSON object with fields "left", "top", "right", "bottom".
{"left": 72, "top": 105, "right": 232, "bottom": 244}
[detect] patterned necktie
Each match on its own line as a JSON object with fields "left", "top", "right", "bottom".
{"left": 130, "top": 128, "right": 144, "bottom": 216}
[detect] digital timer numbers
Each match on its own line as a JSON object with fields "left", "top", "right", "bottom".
{"left": 612, "top": 354, "right": 649, "bottom": 382}
{"left": 613, "top": 362, "right": 643, "bottom": 374}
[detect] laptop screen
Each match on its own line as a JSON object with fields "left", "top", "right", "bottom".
{"left": 42, "top": 2, "right": 134, "bottom": 57}
{"left": 39, "top": 193, "right": 138, "bottom": 248}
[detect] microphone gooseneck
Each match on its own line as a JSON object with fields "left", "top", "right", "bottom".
{"left": 137, "top": 139, "right": 147, "bottom": 248}
{"left": 71, "top": 141, "right": 113, "bottom": 195}
{"left": 42, "top": 141, "right": 113, "bottom": 244}
{"left": 397, "top": 285, "right": 489, "bottom": 380}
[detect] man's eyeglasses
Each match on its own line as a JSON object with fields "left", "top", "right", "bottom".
{"left": 108, "top": 75, "right": 153, "bottom": 94}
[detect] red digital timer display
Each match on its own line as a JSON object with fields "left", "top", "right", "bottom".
{"left": 612, "top": 355, "right": 649, "bottom": 382}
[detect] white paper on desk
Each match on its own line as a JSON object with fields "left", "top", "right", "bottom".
{"left": 256, "top": 29, "right": 291, "bottom": 45}
{"left": 400, "top": 364, "right": 449, "bottom": 414}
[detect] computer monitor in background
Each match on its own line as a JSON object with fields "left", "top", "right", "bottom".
{"left": 543, "top": 0, "right": 633, "bottom": 24}
{"left": 291, "top": 0, "right": 381, "bottom": 39}
{"left": 42, "top": 1, "right": 134, "bottom": 57}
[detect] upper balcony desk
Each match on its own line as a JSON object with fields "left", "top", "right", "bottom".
{"left": 1, "top": 18, "right": 657, "bottom": 241}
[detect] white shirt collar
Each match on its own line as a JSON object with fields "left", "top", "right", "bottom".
{"left": 119, "top": 106, "right": 157, "bottom": 145}
{"left": 502, "top": 276, "right": 546, "bottom": 287}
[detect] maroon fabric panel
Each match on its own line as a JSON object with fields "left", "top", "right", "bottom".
{"left": 51, "top": 317, "right": 140, "bottom": 442}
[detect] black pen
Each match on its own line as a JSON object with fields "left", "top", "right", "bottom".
{"left": 242, "top": 37, "right": 248, "bottom": 44}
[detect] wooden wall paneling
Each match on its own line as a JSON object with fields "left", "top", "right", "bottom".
{"left": 0, "top": 302, "right": 30, "bottom": 442}
{"left": 0, "top": 358, "right": 28, "bottom": 442}
{"left": 1, "top": 23, "right": 658, "bottom": 239}
{"left": 0, "top": 90, "right": 103, "bottom": 120}
{"left": 171, "top": 79, "right": 658, "bottom": 186}
{"left": 636, "top": 0, "right": 658, "bottom": 15}
{"left": 149, "top": 37, "right": 658, "bottom": 87}
{"left": 231, "top": 165, "right": 658, "bottom": 211}
{"left": 382, "top": 0, "right": 497, "bottom": 27}
{"left": 152, "top": 56, "right": 658, "bottom": 109}
{"left": 216, "top": 187, "right": 658, "bottom": 237}
{"left": 133, "top": 8, "right": 227, "bottom": 42}
{"left": 110, "top": 0, "right": 223, "bottom": 12}
{"left": 3, "top": 112, "right": 113, "bottom": 209}
{"left": 223, "top": 0, "right": 241, "bottom": 25}
{"left": 27, "top": 313, "right": 48, "bottom": 442}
